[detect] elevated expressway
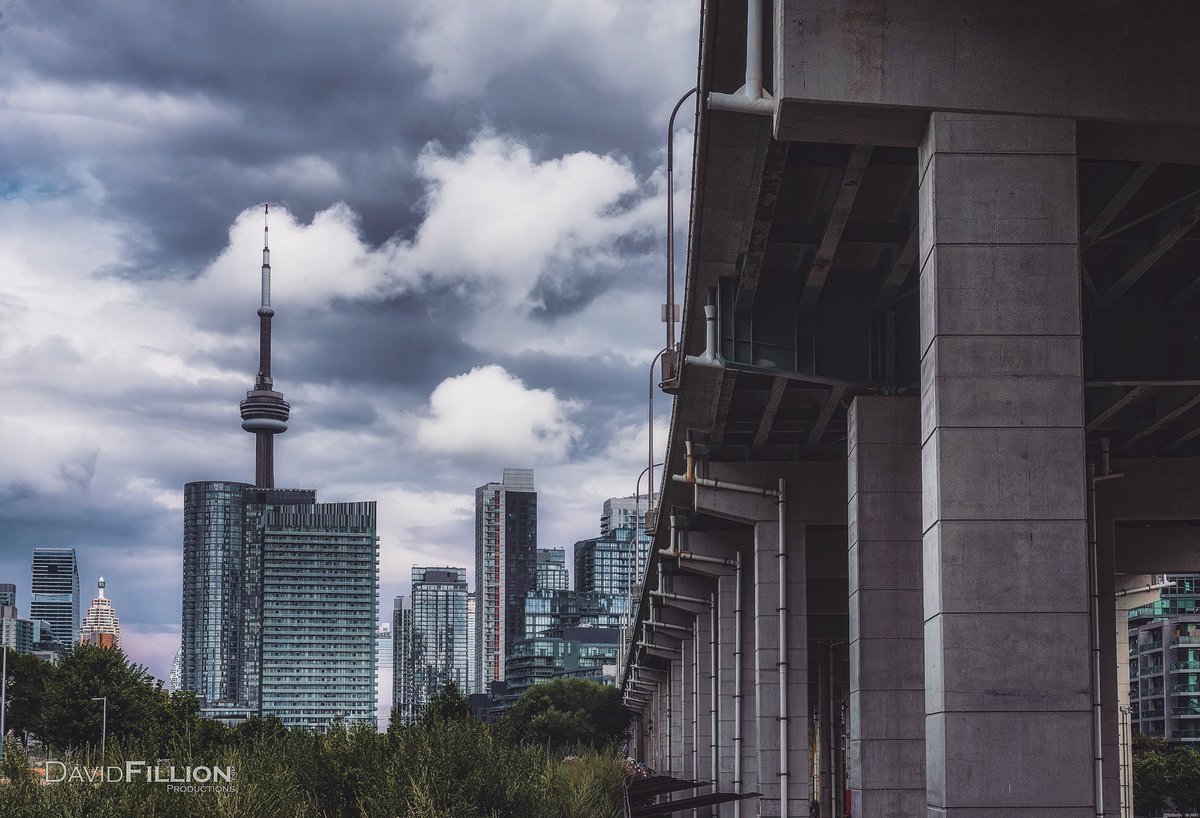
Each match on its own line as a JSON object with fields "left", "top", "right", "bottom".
{"left": 621, "top": 3, "right": 1200, "bottom": 817}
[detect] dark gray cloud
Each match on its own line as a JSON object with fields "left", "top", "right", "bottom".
{"left": 0, "top": 0, "right": 695, "bottom": 680}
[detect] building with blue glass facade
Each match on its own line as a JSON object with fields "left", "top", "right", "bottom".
{"left": 394, "top": 566, "right": 470, "bottom": 725}
{"left": 180, "top": 214, "right": 378, "bottom": 730}
{"left": 30, "top": 547, "right": 79, "bottom": 645}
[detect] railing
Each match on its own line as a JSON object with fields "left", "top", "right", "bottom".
{"left": 1174, "top": 685, "right": 1200, "bottom": 694}
{"left": 1143, "top": 709, "right": 1166, "bottom": 719}
{"left": 1175, "top": 729, "right": 1200, "bottom": 740}
{"left": 1172, "top": 661, "right": 1200, "bottom": 672}
{"left": 1173, "top": 706, "right": 1200, "bottom": 716}
{"left": 1142, "top": 641, "right": 1165, "bottom": 652}
{"left": 1143, "top": 665, "right": 1166, "bottom": 675}
{"left": 1171, "top": 635, "right": 1200, "bottom": 647}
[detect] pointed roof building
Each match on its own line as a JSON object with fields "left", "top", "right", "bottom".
{"left": 80, "top": 576, "right": 121, "bottom": 649}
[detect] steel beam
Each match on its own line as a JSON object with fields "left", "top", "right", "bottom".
{"left": 1117, "top": 389, "right": 1200, "bottom": 450}
{"left": 1081, "top": 162, "right": 1159, "bottom": 248}
{"left": 799, "top": 145, "right": 873, "bottom": 313}
{"left": 1099, "top": 197, "right": 1200, "bottom": 307}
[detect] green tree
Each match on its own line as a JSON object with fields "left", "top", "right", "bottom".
{"left": 1134, "top": 736, "right": 1172, "bottom": 817}
{"left": 40, "top": 643, "right": 167, "bottom": 751}
{"left": 1169, "top": 746, "right": 1200, "bottom": 816}
{"left": 498, "top": 678, "right": 630, "bottom": 752}
{"left": 1, "top": 648, "right": 53, "bottom": 745}
{"left": 418, "top": 683, "right": 471, "bottom": 727}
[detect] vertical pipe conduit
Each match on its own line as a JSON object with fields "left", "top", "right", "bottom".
{"left": 734, "top": 549, "right": 744, "bottom": 817}
{"left": 778, "top": 477, "right": 790, "bottom": 818}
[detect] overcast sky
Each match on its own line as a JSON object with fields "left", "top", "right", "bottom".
{"left": 0, "top": 1, "right": 697, "bottom": 682}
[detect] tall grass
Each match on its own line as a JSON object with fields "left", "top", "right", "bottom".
{"left": 0, "top": 720, "right": 626, "bottom": 818}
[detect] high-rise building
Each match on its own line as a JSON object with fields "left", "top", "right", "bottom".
{"left": 392, "top": 595, "right": 413, "bottom": 723}
{"left": 504, "top": 626, "right": 621, "bottom": 703}
{"left": 574, "top": 527, "right": 643, "bottom": 598}
{"left": 466, "top": 592, "right": 476, "bottom": 695}
{"left": 170, "top": 646, "right": 183, "bottom": 691}
{"left": 523, "top": 588, "right": 626, "bottom": 639}
{"left": 180, "top": 208, "right": 379, "bottom": 730}
{"left": 474, "top": 468, "right": 537, "bottom": 692}
{"left": 0, "top": 583, "right": 15, "bottom": 610}
{"left": 80, "top": 576, "right": 121, "bottom": 649}
{"left": 599, "top": 494, "right": 657, "bottom": 537}
{"left": 376, "top": 624, "right": 393, "bottom": 731}
{"left": 1129, "top": 573, "right": 1200, "bottom": 742}
{"left": 30, "top": 547, "right": 79, "bottom": 645}
{"left": 252, "top": 500, "right": 377, "bottom": 729}
{"left": 0, "top": 606, "right": 33, "bottom": 655}
{"left": 395, "top": 567, "right": 470, "bottom": 724}
{"left": 536, "top": 548, "right": 569, "bottom": 591}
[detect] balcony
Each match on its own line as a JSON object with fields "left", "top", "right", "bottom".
{"left": 1171, "top": 635, "right": 1200, "bottom": 647}
{"left": 1174, "top": 706, "right": 1200, "bottom": 717}
{"left": 1143, "top": 665, "right": 1166, "bottom": 676}
{"left": 1141, "top": 641, "right": 1165, "bottom": 653}
{"left": 1143, "top": 709, "right": 1167, "bottom": 719}
{"left": 1175, "top": 685, "right": 1200, "bottom": 694}
{"left": 1172, "top": 661, "right": 1200, "bottom": 672}
{"left": 1176, "top": 729, "right": 1200, "bottom": 740}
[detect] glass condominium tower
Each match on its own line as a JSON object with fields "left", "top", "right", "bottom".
{"left": 395, "top": 567, "right": 469, "bottom": 724}
{"left": 31, "top": 547, "right": 79, "bottom": 645}
{"left": 181, "top": 209, "right": 379, "bottom": 729}
{"left": 474, "top": 468, "right": 537, "bottom": 692}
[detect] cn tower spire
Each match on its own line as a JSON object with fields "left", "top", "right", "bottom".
{"left": 239, "top": 203, "right": 291, "bottom": 488}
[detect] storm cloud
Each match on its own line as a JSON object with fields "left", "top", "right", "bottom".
{"left": 0, "top": 0, "right": 696, "bottom": 681}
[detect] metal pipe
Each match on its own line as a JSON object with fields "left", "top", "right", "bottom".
{"left": 673, "top": 473, "right": 780, "bottom": 498}
{"left": 651, "top": 590, "right": 710, "bottom": 606}
{"left": 827, "top": 645, "right": 838, "bottom": 818}
{"left": 660, "top": 548, "right": 738, "bottom": 568}
{"left": 778, "top": 477, "right": 790, "bottom": 817}
{"left": 0, "top": 644, "right": 6, "bottom": 763}
{"left": 734, "top": 549, "right": 744, "bottom": 816}
{"left": 710, "top": 594, "right": 720, "bottom": 790}
{"left": 1087, "top": 462, "right": 1104, "bottom": 818}
{"left": 708, "top": 0, "right": 774, "bottom": 115}
{"left": 1115, "top": 580, "right": 1175, "bottom": 597}
{"left": 692, "top": 614, "right": 700, "bottom": 815}
{"left": 666, "top": 88, "right": 698, "bottom": 354}
{"left": 684, "top": 304, "right": 721, "bottom": 368}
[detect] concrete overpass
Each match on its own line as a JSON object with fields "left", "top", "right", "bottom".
{"left": 620, "top": 3, "right": 1200, "bottom": 817}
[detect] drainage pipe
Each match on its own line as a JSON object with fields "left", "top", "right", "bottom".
{"left": 673, "top": 472, "right": 780, "bottom": 498}
{"left": 734, "top": 549, "right": 744, "bottom": 817}
{"left": 778, "top": 477, "right": 790, "bottom": 818}
{"left": 684, "top": 303, "right": 721, "bottom": 369}
{"left": 710, "top": 596, "right": 720, "bottom": 791}
{"left": 709, "top": 0, "right": 774, "bottom": 116}
{"left": 659, "top": 547, "right": 738, "bottom": 568}
{"left": 666, "top": 87, "right": 698, "bottom": 354}
{"left": 1087, "top": 462, "right": 1104, "bottom": 818}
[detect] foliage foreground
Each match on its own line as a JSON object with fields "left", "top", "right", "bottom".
{"left": 0, "top": 717, "right": 626, "bottom": 818}
{"left": 0, "top": 646, "right": 630, "bottom": 818}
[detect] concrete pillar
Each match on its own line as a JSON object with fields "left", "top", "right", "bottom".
{"left": 671, "top": 653, "right": 685, "bottom": 776}
{"left": 919, "top": 111, "right": 1093, "bottom": 817}
{"left": 847, "top": 396, "right": 925, "bottom": 818}
{"left": 717, "top": 573, "right": 738, "bottom": 799}
{"left": 683, "top": 626, "right": 696, "bottom": 781}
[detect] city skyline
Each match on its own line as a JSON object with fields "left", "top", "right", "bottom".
{"left": 0, "top": 2, "right": 692, "bottom": 683}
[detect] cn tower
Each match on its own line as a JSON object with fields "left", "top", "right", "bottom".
{"left": 239, "top": 204, "right": 290, "bottom": 488}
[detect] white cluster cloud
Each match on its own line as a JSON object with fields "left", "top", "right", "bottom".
{"left": 416, "top": 365, "right": 583, "bottom": 463}
{"left": 401, "top": 134, "right": 653, "bottom": 300}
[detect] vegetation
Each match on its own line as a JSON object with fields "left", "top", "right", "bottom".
{"left": 0, "top": 647, "right": 630, "bottom": 817}
{"left": 1134, "top": 733, "right": 1200, "bottom": 817}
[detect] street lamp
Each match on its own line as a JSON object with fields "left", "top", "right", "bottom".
{"left": 90, "top": 696, "right": 107, "bottom": 762}
{"left": 0, "top": 644, "right": 7, "bottom": 762}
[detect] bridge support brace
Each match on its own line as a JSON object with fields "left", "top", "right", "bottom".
{"left": 847, "top": 396, "right": 925, "bottom": 817}
{"left": 919, "top": 111, "right": 1094, "bottom": 816}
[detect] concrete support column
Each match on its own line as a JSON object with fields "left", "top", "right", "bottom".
{"left": 671, "top": 654, "right": 685, "bottom": 776}
{"left": 717, "top": 573, "right": 738, "bottom": 799}
{"left": 847, "top": 396, "right": 925, "bottom": 817}
{"left": 683, "top": 626, "right": 696, "bottom": 782}
{"left": 919, "top": 111, "right": 1093, "bottom": 817}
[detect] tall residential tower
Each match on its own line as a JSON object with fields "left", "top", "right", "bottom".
{"left": 30, "top": 547, "right": 79, "bottom": 644}
{"left": 474, "top": 468, "right": 536, "bottom": 692}
{"left": 181, "top": 205, "right": 378, "bottom": 730}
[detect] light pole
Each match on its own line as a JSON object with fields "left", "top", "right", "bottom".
{"left": 0, "top": 644, "right": 7, "bottom": 762}
{"left": 90, "top": 696, "right": 107, "bottom": 763}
